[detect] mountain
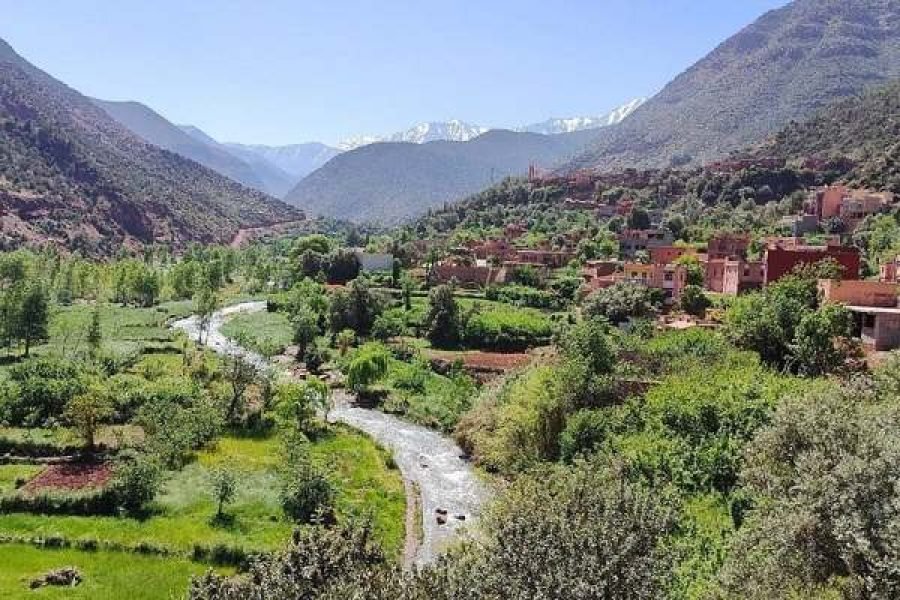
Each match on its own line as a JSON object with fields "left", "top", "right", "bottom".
{"left": 518, "top": 98, "right": 646, "bottom": 135}
{"left": 0, "top": 38, "right": 300, "bottom": 253}
{"left": 335, "top": 102, "right": 644, "bottom": 150}
{"left": 91, "top": 99, "right": 267, "bottom": 192}
{"left": 752, "top": 78, "right": 900, "bottom": 192}
{"left": 285, "top": 128, "right": 600, "bottom": 223}
{"left": 564, "top": 0, "right": 900, "bottom": 172}
{"left": 223, "top": 142, "right": 341, "bottom": 182}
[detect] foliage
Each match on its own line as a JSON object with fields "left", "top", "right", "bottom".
{"left": 0, "top": 356, "right": 87, "bottom": 426}
{"left": 424, "top": 284, "right": 459, "bottom": 348}
{"left": 679, "top": 284, "right": 710, "bottom": 316}
{"left": 112, "top": 451, "right": 163, "bottom": 515}
{"left": 345, "top": 343, "right": 390, "bottom": 395}
{"left": 65, "top": 385, "right": 115, "bottom": 450}
{"left": 716, "top": 367, "right": 900, "bottom": 599}
{"left": 279, "top": 433, "right": 335, "bottom": 524}
{"left": 583, "top": 281, "right": 660, "bottom": 325}
{"left": 461, "top": 303, "right": 552, "bottom": 351}
{"left": 209, "top": 467, "right": 237, "bottom": 520}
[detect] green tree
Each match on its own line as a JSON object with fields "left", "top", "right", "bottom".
{"left": 86, "top": 307, "right": 103, "bottom": 357}
{"left": 223, "top": 354, "right": 258, "bottom": 423}
{"left": 209, "top": 467, "right": 237, "bottom": 521}
{"left": 65, "top": 386, "right": 114, "bottom": 450}
{"left": 345, "top": 342, "right": 390, "bottom": 396}
{"left": 19, "top": 284, "right": 49, "bottom": 357}
{"left": 291, "top": 307, "right": 320, "bottom": 360}
{"left": 679, "top": 284, "right": 711, "bottom": 316}
{"left": 627, "top": 207, "right": 652, "bottom": 230}
{"left": 582, "top": 281, "right": 659, "bottom": 325}
{"left": 425, "top": 284, "right": 460, "bottom": 348}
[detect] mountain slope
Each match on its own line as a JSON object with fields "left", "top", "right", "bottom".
{"left": 565, "top": 0, "right": 900, "bottom": 172}
{"left": 0, "top": 38, "right": 300, "bottom": 253}
{"left": 753, "top": 78, "right": 900, "bottom": 191}
{"left": 285, "top": 129, "right": 599, "bottom": 223}
{"left": 92, "top": 99, "right": 267, "bottom": 192}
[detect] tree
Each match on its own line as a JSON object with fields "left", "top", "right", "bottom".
{"left": 19, "top": 284, "right": 49, "bottom": 357}
{"left": 279, "top": 434, "right": 335, "bottom": 524}
{"left": 627, "top": 207, "right": 652, "bottom": 230}
{"left": 193, "top": 286, "right": 219, "bottom": 345}
{"left": 86, "top": 307, "right": 102, "bottom": 357}
{"left": 345, "top": 342, "right": 390, "bottom": 396}
{"left": 400, "top": 274, "right": 415, "bottom": 311}
{"left": 789, "top": 302, "right": 855, "bottom": 376}
{"left": 113, "top": 452, "right": 162, "bottom": 515}
{"left": 717, "top": 373, "right": 900, "bottom": 599}
{"left": 425, "top": 284, "right": 460, "bottom": 347}
{"left": 679, "top": 284, "right": 711, "bottom": 316}
{"left": 223, "top": 354, "right": 258, "bottom": 423}
{"left": 327, "top": 249, "right": 361, "bottom": 284}
{"left": 209, "top": 467, "right": 237, "bottom": 521}
{"left": 674, "top": 254, "right": 705, "bottom": 286}
{"left": 292, "top": 307, "right": 320, "bottom": 360}
{"left": 65, "top": 386, "right": 114, "bottom": 450}
{"left": 335, "top": 329, "right": 355, "bottom": 356}
{"left": 582, "top": 281, "right": 659, "bottom": 325}
{"left": 275, "top": 379, "right": 330, "bottom": 434}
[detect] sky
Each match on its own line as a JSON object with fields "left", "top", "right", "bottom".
{"left": 0, "top": 0, "right": 789, "bottom": 146}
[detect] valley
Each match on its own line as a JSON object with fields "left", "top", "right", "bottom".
{"left": 1, "top": 1, "right": 900, "bottom": 598}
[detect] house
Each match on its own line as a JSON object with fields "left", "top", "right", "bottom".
{"left": 807, "top": 186, "right": 893, "bottom": 231}
{"left": 763, "top": 240, "right": 860, "bottom": 284}
{"left": 819, "top": 279, "right": 900, "bottom": 351}
{"left": 618, "top": 229, "right": 674, "bottom": 259}
{"left": 705, "top": 258, "right": 764, "bottom": 294}
{"left": 620, "top": 262, "right": 688, "bottom": 304}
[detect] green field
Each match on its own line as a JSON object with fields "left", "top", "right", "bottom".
{"left": 0, "top": 428, "right": 404, "bottom": 557}
{"left": 0, "top": 544, "right": 216, "bottom": 600}
{"left": 219, "top": 310, "right": 293, "bottom": 356}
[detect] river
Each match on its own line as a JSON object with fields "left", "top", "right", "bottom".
{"left": 171, "top": 301, "right": 489, "bottom": 565}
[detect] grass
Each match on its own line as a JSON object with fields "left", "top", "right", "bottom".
{"left": 0, "top": 428, "right": 405, "bottom": 557}
{"left": 0, "top": 465, "right": 44, "bottom": 492}
{"left": 0, "top": 544, "right": 215, "bottom": 600}
{"left": 220, "top": 310, "right": 293, "bottom": 356}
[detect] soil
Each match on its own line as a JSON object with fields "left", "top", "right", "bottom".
{"left": 22, "top": 462, "right": 113, "bottom": 494}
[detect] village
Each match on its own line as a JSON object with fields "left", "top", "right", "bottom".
{"left": 403, "top": 167, "right": 900, "bottom": 354}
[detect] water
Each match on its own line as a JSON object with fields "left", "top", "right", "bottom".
{"left": 172, "top": 302, "right": 489, "bottom": 565}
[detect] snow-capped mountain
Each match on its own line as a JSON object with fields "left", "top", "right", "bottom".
{"left": 518, "top": 98, "right": 646, "bottom": 135}
{"left": 338, "top": 120, "right": 487, "bottom": 150}
{"left": 336, "top": 100, "right": 644, "bottom": 150}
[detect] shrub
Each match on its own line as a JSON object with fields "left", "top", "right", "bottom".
{"left": 0, "top": 357, "right": 87, "bottom": 426}
{"left": 560, "top": 409, "right": 612, "bottom": 462}
{"left": 280, "top": 439, "right": 335, "bottom": 524}
{"left": 111, "top": 452, "right": 163, "bottom": 515}
{"left": 582, "top": 281, "right": 661, "bottom": 325}
{"left": 462, "top": 305, "right": 552, "bottom": 351}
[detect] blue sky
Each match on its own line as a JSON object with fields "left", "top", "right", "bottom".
{"left": 0, "top": 0, "right": 788, "bottom": 146}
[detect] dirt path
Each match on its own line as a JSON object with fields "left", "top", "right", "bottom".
{"left": 172, "top": 302, "right": 490, "bottom": 566}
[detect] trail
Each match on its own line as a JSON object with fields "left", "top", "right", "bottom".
{"left": 172, "top": 302, "right": 489, "bottom": 566}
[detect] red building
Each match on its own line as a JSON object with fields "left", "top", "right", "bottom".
{"left": 764, "top": 242, "right": 860, "bottom": 284}
{"left": 706, "top": 233, "right": 750, "bottom": 260}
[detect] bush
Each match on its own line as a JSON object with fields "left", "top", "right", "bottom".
{"left": 485, "top": 284, "right": 561, "bottom": 310}
{"left": 280, "top": 439, "right": 335, "bottom": 524}
{"left": 582, "top": 281, "right": 661, "bottom": 325}
{"left": 462, "top": 305, "right": 552, "bottom": 351}
{"left": 560, "top": 409, "right": 612, "bottom": 462}
{"left": 0, "top": 357, "right": 87, "bottom": 427}
{"left": 111, "top": 452, "right": 163, "bottom": 515}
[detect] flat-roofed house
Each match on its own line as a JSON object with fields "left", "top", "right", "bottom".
{"left": 819, "top": 279, "right": 900, "bottom": 351}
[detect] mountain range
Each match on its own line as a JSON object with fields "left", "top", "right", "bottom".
{"left": 0, "top": 38, "right": 300, "bottom": 253}
{"left": 563, "top": 0, "right": 900, "bottom": 172}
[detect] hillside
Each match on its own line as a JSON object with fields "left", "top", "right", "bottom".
{"left": 0, "top": 38, "right": 301, "bottom": 253}
{"left": 285, "top": 128, "right": 601, "bottom": 223}
{"left": 92, "top": 99, "right": 267, "bottom": 192}
{"left": 564, "top": 0, "right": 900, "bottom": 172}
{"left": 753, "top": 79, "right": 900, "bottom": 191}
